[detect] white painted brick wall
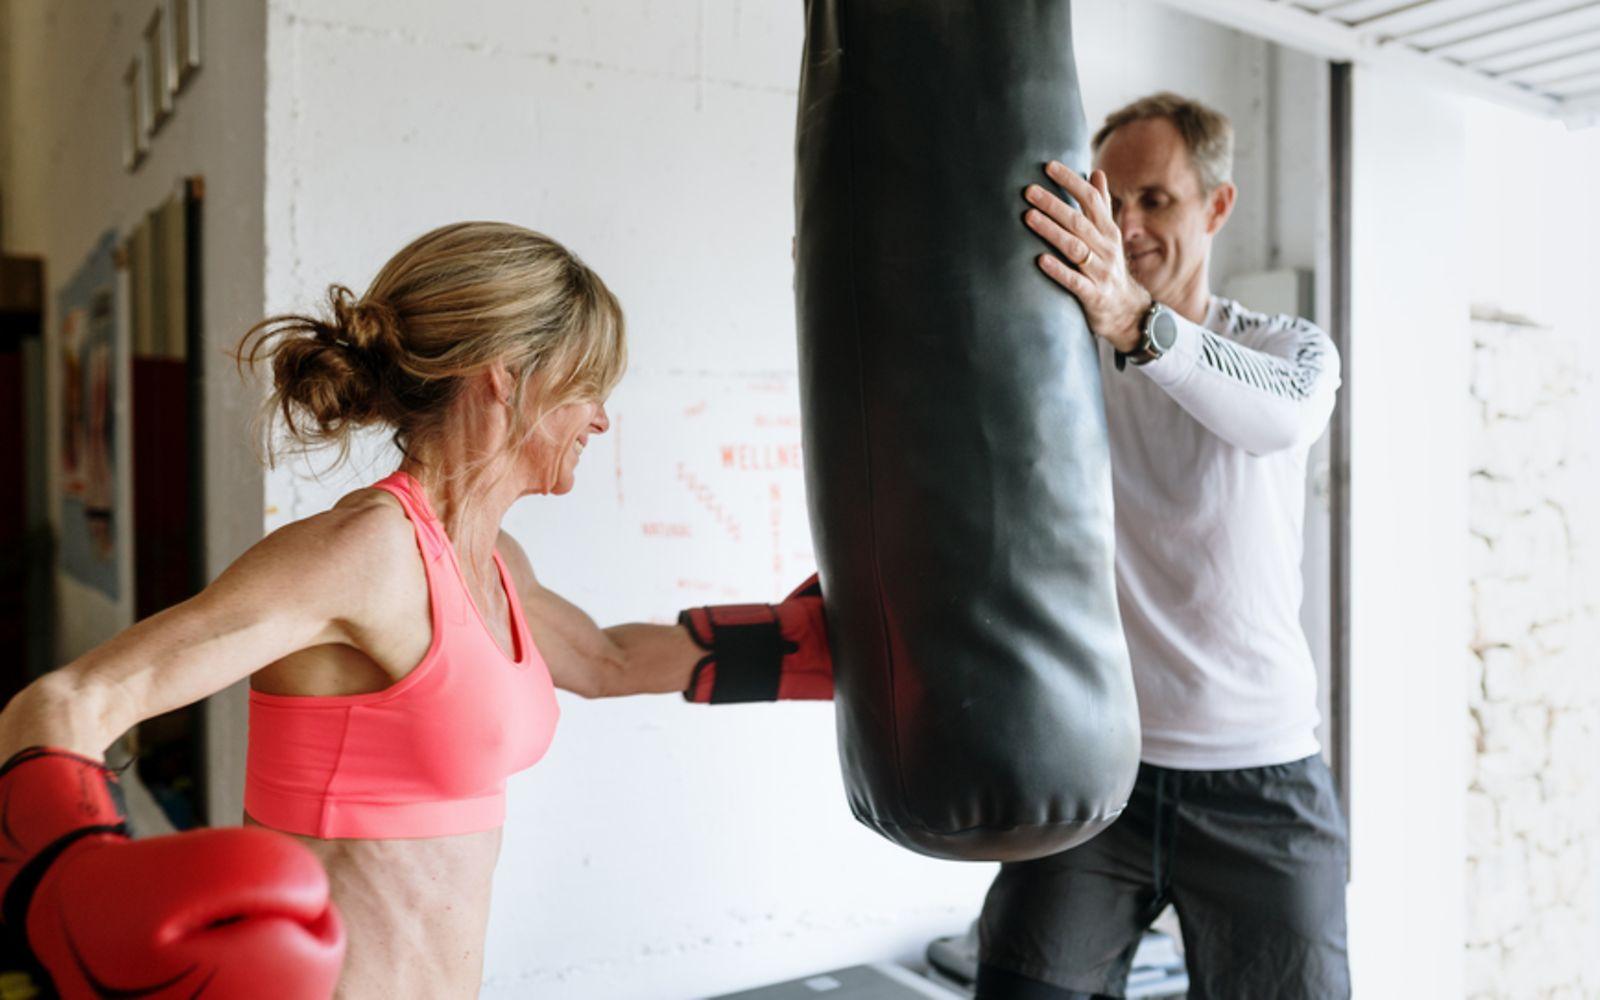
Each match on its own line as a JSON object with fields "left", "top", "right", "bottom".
{"left": 259, "top": 2, "right": 1291, "bottom": 995}
{"left": 1466, "top": 316, "right": 1600, "bottom": 1000}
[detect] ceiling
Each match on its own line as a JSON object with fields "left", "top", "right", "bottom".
{"left": 1175, "top": 0, "right": 1600, "bottom": 125}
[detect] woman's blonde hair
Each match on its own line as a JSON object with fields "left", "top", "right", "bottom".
{"left": 239, "top": 221, "right": 626, "bottom": 467}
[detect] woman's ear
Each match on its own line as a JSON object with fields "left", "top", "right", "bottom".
{"left": 483, "top": 362, "right": 514, "bottom": 407}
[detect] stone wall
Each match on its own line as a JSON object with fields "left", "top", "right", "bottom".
{"left": 1465, "top": 310, "right": 1600, "bottom": 999}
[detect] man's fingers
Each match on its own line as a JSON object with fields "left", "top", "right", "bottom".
{"left": 1090, "top": 169, "right": 1111, "bottom": 203}
{"left": 1024, "top": 184, "right": 1080, "bottom": 230}
{"left": 1024, "top": 188, "right": 1104, "bottom": 254}
{"left": 1088, "top": 170, "right": 1122, "bottom": 236}
{"left": 1045, "top": 161, "right": 1113, "bottom": 231}
{"left": 1024, "top": 208, "right": 1089, "bottom": 265}
{"left": 1024, "top": 209, "right": 1092, "bottom": 266}
{"left": 1037, "top": 253, "right": 1090, "bottom": 296}
{"left": 1080, "top": 246, "right": 1112, "bottom": 282}
{"left": 1044, "top": 168, "right": 1122, "bottom": 274}
{"left": 1079, "top": 169, "right": 1116, "bottom": 232}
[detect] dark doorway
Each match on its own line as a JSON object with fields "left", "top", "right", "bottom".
{"left": 127, "top": 179, "right": 208, "bottom": 830}
{"left": 0, "top": 255, "right": 45, "bottom": 707}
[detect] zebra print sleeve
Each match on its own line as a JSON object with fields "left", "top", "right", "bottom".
{"left": 1197, "top": 315, "right": 1332, "bottom": 402}
{"left": 1136, "top": 302, "right": 1340, "bottom": 455}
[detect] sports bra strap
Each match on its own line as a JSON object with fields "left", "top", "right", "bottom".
{"left": 370, "top": 471, "right": 448, "bottom": 559}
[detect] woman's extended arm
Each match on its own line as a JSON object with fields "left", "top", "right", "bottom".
{"left": 496, "top": 533, "right": 700, "bottom": 698}
{"left": 498, "top": 534, "right": 833, "bottom": 702}
{"left": 0, "top": 505, "right": 410, "bottom": 760}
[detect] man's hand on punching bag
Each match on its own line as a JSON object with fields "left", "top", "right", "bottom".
{"left": 1022, "top": 163, "right": 1152, "bottom": 353}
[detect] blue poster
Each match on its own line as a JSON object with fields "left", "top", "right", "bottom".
{"left": 58, "top": 231, "right": 121, "bottom": 599}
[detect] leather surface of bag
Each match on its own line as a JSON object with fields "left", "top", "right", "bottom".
{"left": 794, "top": 0, "right": 1141, "bottom": 862}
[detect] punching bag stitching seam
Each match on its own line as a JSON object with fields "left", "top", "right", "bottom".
{"left": 834, "top": 5, "right": 915, "bottom": 825}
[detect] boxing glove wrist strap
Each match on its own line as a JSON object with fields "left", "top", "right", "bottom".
{"left": 0, "top": 747, "right": 127, "bottom": 930}
{"left": 680, "top": 604, "right": 792, "bottom": 703}
{"left": 3, "top": 824, "right": 123, "bottom": 931}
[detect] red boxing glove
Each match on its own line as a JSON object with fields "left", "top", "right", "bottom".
{"left": 0, "top": 747, "right": 345, "bottom": 1000}
{"left": 680, "top": 574, "right": 835, "bottom": 703}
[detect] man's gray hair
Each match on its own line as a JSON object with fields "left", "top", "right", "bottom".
{"left": 1092, "top": 91, "right": 1234, "bottom": 192}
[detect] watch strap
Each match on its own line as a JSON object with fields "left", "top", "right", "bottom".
{"left": 1125, "top": 300, "right": 1169, "bottom": 368}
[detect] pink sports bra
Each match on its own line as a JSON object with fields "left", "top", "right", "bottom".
{"left": 245, "top": 471, "right": 560, "bottom": 839}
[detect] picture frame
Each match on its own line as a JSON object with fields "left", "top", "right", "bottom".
{"left": 171, "top": 0, "right": 202, "bottom": 90}
{"left": 144, "top": 7, "right": 174, "bottom": 130}
{"left": 123, "top": 56, "right": 150, "bottom": 171}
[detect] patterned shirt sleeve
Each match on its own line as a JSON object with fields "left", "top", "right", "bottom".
{"left": 1135, "top": 300, "right": 1340, "bottom": 455}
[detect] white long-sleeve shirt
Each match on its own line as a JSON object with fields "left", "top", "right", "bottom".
{"left": 1101, "top": 295, "right": 1339, "bottom": 770}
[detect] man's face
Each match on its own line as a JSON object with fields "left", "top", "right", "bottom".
{"left": 1093, "top": 117, "right": 1232, "bottom": 305}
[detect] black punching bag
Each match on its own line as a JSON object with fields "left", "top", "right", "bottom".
{"left": 795, "top": 0, "right": 1140, "bottom": 862}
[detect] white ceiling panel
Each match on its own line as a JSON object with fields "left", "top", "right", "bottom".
{"left": 1170, "top": 0, "right": 1600, "bottom": 125}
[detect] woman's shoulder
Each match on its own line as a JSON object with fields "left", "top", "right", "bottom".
{"left": 329, "top": 483, "right": 409, "bottom": 523}
{"left": 254, "top": 487, "right": 419, "bottom": 580}
{"left": 495, "top": 529, "right": 536, "bottom": 591}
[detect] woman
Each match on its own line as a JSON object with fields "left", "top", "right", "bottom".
{"left": 0, "top": 221, "right": 706, "bottom": 997}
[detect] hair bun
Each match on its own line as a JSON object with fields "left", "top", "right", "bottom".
{"left": 237, "top": 284, "right": 409, "bottom": 453}
{"left": 326, "top": 285, "right": 403, "bottom": 364}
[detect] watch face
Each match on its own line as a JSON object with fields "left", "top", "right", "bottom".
{"left": 1151, "top": 309, "right": 1178, "bottom": 352}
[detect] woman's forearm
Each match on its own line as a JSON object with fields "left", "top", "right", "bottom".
{"left": 594, "top": 623, "right": 700, "bottom": 698}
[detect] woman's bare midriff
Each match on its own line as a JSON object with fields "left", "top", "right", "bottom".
{"left": 244, "top": 812, "right": 503, "bottom": 999}
{"left": 241, "top": 489, "right": 524, "bottom": 996}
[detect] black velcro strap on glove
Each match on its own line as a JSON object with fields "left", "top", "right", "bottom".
{"left": 679, "top": 604, "right": 788, "bottom": 703}
{"left": 0, "top": 747, "right": 130, "bottom": 932}
{"left": 3, "top": 824, "right": 125, "bottom": 932}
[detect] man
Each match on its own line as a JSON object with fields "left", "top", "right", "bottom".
{"left": 976, "top": 93, "right": 1349, "bottom": 999}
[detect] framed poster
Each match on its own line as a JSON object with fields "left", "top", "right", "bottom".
{"left": 145, "top": 7, "right": 173, "bottom": 130}
{"left": 57, "top": 232, "right": 122, "bottom": 600}
{"left": 172, "top": 0, "right": 202, "bottom": 89}
{"left": 123, "top": 56, "right": 149, "bottom": 170}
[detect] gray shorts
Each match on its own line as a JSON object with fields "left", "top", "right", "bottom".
{"left": 977, "top": 755, "right": 1350, "bottom": 1000}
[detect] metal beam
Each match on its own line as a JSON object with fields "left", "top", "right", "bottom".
{"left": 1328, "top": 58, "right": 1355, "bottom": 853}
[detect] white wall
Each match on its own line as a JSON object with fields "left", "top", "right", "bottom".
{"left": 1344, "top": 64, "right": 1470, "bottom": 999}
{"left": 1334, "top": 63, "right": 1600, "bottom": 1000}
{"left": 1466, "top": 313, "right": 1600, "bottom": 999}
{"left": 1460, "top": 99, "right": 1600, "bottom": 1000}
{"left": 1464, "top": 101, "right": 1600, "bottom": 375}
{"left": 257, "top": 1, "right": 1288, "bottom": 995}
{"left": 0, "top": 0, "right": 267, "bottom": 816}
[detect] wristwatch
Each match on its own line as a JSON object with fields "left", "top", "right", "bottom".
{"left": 1115, "top": 300, "right": 1178, "bottom": 371}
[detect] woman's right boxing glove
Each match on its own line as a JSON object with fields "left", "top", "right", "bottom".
{"left": 680, "top": 575, "right": 834, "bottom": 703}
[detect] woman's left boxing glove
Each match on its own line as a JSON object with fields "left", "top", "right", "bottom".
{"left": 0, "top": 746, "right": 345, "bottom": 999}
